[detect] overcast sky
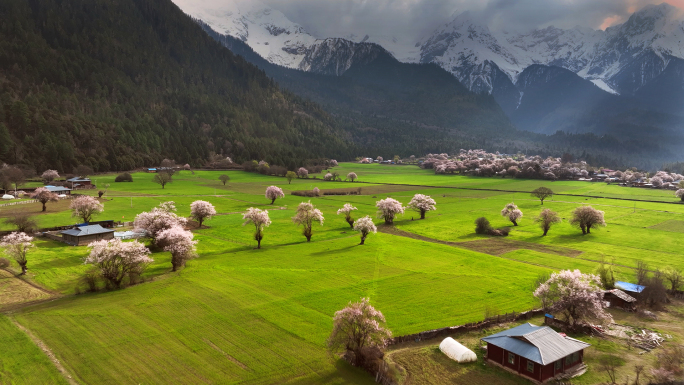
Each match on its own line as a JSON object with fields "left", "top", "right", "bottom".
{"left": 261, "top": 0, "right": 684, "bottom": 42}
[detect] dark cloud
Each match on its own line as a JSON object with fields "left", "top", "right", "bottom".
{"left": 261, "top": 0, "right": 680, "bottom": 41}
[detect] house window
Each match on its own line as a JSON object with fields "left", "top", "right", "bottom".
{"left": 555, "top": 360, "right": 562, "bottom": 371}
{"left": 508, "top": 353, "right": 515, "bottom": 365}
{"left": 527, "top": 361, "right": 534, "bottom": 372}
{"left": 565, "top": 355, "right": 572, "bottom": 365}
{"left": 572, "top": 352, "right": 579, "bottom": 362}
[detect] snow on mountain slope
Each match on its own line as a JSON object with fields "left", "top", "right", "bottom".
{"left": 172, "top": 0, "right": 316, "bottom": 68}
{"left": 298, "top": 38, "right": 393, "bottom": 76}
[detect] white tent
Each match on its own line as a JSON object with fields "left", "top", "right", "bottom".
{"left": 439, "top": 337, "right": 477, "bottom": 363}
{"left": 2, "top": 194, "right": 14, "bottom": 200}
{"left": 58, "top": 194, "right": 68, "bottom": 198}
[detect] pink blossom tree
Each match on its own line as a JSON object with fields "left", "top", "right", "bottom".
{"left": 534, "top": 269, "right": 612, "bottom": 327}
{"left": 156, "top": 226, "right": 197, "bottom": 271}
{"left": 292, "top": 201, "right": 324, "bottom": 241}
{"left": 407, "top": 194, "right": 436, "bottom": 219}
{"left": 297, "top": 167, "right": 308, "bottom": 178}
{"left": 329, "top": 159, "right": 339, "bottom": 167}
{"left": 353, "top": 216, "right": 377, "bottom": 245}
{"left": 183, "top": 164, "right": 191, "bottom": 170}
{"left": 327, "top": 298, "right": 392, "bottom": 366}
{"left": 570, "top": 206, "right": 606, "bottom": 234}
{"left": 313, "top": 187, "right": 320, "bottom": 196}
{"left": 70, "top": 195, "right": 104, "bottom": 223}
{"left": 30, "top": 187, "right": 59, "bottom": 212}
{"left": 376, "top": 198, "right": 404, "bottom": 224}
{"left": 85, "top": 239, "right": 152, "bottom": 289}
{"left": 0, "top": 232, "right": 34, "bottom": 275}
{"left": 337, "top": 203, "right": 358, "bottom": 228}
{"left": 41, "top": 169, "right": 59, "bottom": 184}
{"left": 324, "top": 173, "right": 333, "bottom": 181}
{"left": 535, "top": 209, "right": 561, "bottom": 236}
{"left": 243, "top": 208, "right": 271, "bottom": 249}
{"left": 651, "top": 176, "right": 663, "bottom": 188}
{"left": 501, "top": 203, "right": 523, "bottom": 226}
{"left": 158, "top": 201, "right": 177, "bottom": 212}
{"left": 676, "top": 189, "right": 684, "bottom": 202}
{"left": 134, "top": 204, "right": 187, "bottom": 243}
{"left": 265, "top": 186, "right": 284, "bottom": 204}
{"left": 347, "top": 172, "right": 358, "bottom": 182}
{"left": 190, "top": 200, "right": 217, "bottom": 227}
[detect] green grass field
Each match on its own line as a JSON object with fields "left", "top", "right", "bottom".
{"left": 2, "top": 164, "right": 684, "bottom": 384}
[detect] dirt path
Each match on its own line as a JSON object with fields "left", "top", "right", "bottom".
{"left": 8, "top": 316, "right": 79, "bottom": 385}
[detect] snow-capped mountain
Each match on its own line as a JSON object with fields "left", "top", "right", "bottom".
{"left": 298, "top": 38, "right": 392, "bottom": 76}
{"left": 172, "top": 0, "right": 316, "bottom": 68}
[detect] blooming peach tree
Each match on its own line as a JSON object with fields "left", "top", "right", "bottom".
{"left": 292, "top": 201, "right": 324, "bottom": 241}
{"left": 534, "top": 269, "right": 612, "bottom": 327}
{"left": 243, "top": 208, "right": 271, "bottom": 249}
{"left": 30, "top": 187, "right": 59, "bottom": 212}
{"left": 156, "top": 226, "right": 197, "bottom": 271}
{"left": 297, "top": 167, "right": 308, "bottom": 178}
{"left": 190, "top": 200, "right": 216, "bottom": 227}
{"left": 376, "top": 198, "right": 404, "bottom": 224}
{"left": 353, "top": 216, "right": 377, "bottom": 245}
{"left": 85, "top": 239, "right": 152, "bottom": 288}
{"left": 41, "top": 169, "right": 59, "bottom": 184}
{"left": 501, "top": 203, "right": 523, "bottom": 226}
{"left": 70, "top": 195, "right": 104, "bottom": 223}
{"left": 0, "top": 232, "right": 34, "bottom": 275}
{"left": 407, "top": 194, "right": 436, "bottom": 219}
{"left": 535, "top": 209, "right": 561, "bottom": 236}
{"left": 347, "top": 172, "right": 358, "bottom": 182}
{"left": 324, "top": 173, "right": 333, "bottom": 181}
{"left": 327, "top": 298, "right": 392, "bottom": 366}
{"left": 676, "top": 189, "right": 684, "bottom": 202}
{"left": 570, "top": 206, "right": 606, "bottom": 234}
{"left": 134, "top": 203, "right": 187, "bottom": 242}
{"left": 337, "top": 203, "right": 358, "bottom": 228}
{"left": 265, "top": 186, "right": 284, "bottom": 204}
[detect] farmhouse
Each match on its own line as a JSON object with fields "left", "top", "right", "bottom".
{"left": 66, "top": 177, "right": 93, "bottom": 189}
{"left": 615, "top": 281, "right": 645, "bottom": 300}
{"left": 60, "top": 225, "right": 115, "bottom": 246}
{"left": 482, "top": 323, "right": 590, "bottom": 383}
{"left": 603, "top": 289, "right": 637, "bottom": 310}
{"left": 44, "top": 185, "right": 72, "bottom": 195}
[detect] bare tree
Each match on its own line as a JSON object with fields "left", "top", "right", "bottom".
{"left": 530, "top": 187, "right": 554, "bottom": 205}
{"left": 153, "top": 172, "right": 173, "bottom": 189}
{"left": 4, "top": 213, "right": 37, "bottom": 233}
{"left": 73, "top": 165, "right": 94, "bottom": 178}
{"left": 1, "top": 166, "right": 25, "bottom": 194}
{"left": 570, "top": 206, "right": 606, "bottom": 234}
{"left": 598, "top": 355, "right": 622, "bottom": 384}
{"left": 663, "top": 267, "right": 683, "bottom": 292}
{"left": 635, "top": 260, "right": 649, "bottom": 285}
{"left": 633, "top": 365, "right": 644, "bottom": 385}
{"left": 534, "top": 208, "right": 561, "bottom": 236}
{"left": 219, "top": 174, "right": 230, "bottom": 186}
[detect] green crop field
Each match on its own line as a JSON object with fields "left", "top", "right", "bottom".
{"left": 2, "top": 164, "right": 684, "bottom": 384}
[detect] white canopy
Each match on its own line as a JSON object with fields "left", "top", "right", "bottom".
{"left": 2, "top": 194, "right": 14, "bottom": 200}
{"left": 439, "top": 337, "right": 477, "bottom": 363}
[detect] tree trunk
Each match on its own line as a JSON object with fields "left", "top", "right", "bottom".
{"left": 20, "top": 263, "right": 27, "bottom": 275}
{"left": 512, "top": 220, "right": 518, "bottom": 226}
{"left": 271, "top": 198, "right": 275, "bottom": 204}
{"left": 347, "top": 219, "right": 354, "bottom": 228}
{"left": 257, "top": 239, "right": 261, "bottom": 249}
{"left": 420, "top": 210, "right": 426, "bottom": 219}
{"left": 541, "top": 199, "right": 544, "bottom": 205}
{"left": 42, "top": 202, "right": 46, "bottom": 212}
{"left": 198, "top": 218, "right": 203, "bottom": 228}
{"left": 306, "top": 235, "right": 311, "bottom": 242}
{"left": 581, "top": 225, "right": 586, "bottom": 234}
{"left": 543, "top": 229, "right": 548, "bottom": 236}
{"left": 359, "top": 235, "right": 366, "bottom": 245}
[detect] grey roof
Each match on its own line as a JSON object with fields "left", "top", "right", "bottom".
{"left": 44, "top": 185, "right": 71, "bottom": 192}
{"left": 61, "top": 225, "right": 114, "bottom": 237}
{"left": 66, "top": 177, "right": 90, "bottom": 182}
{"left": 606, "top": 289, "right": 637, "bottom": 303}
{"left": 481, "top": 323, "right": 590, "bottom": 365}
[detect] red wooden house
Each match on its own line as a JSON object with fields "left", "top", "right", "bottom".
{"left": 482, "top": 323, "right": 590, "bottom": 383}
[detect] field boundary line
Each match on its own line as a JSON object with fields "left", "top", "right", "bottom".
{"left": 7, "top": 316, "right": 80, "bottom": 385}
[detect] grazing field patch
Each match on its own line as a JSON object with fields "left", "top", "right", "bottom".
{"left": 649, "top": 219, "right": 684, "bottom": 233}
{"left": 0, "top": 270, "right": 52, "bottom": 310}
{"left": 456, "top": 238, "right": 583, "bottom": 257}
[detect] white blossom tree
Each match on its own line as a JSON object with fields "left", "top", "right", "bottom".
{"left": 243, "top": 208, "right": 271, "bottom": 249}
{"left": 265, "top": 186, "right": 284, "bottom": 205}
{"left": 570, "top": 206, "right": 606, "bottom": 234}
{"left": 535, "top": 209, "right": 561, "bottom": 236}
{"left": 347, "top": 172, "right": 358, "bottom": 182}
{"left": 324, "top": 173, "right": 333, "bottom": 181}
{"left": 134, "top": 203, "right": 187, "bottom": 243}
{"left": 70, "top": 195, "right": 104, "bottom": 223}
{"left": 190, "top": 200, "right": 216, "bottom": 227}
{"left": 337, "top": 203, "right": 358, "bottom": 228}
{"left": 501, "top": 203, "right": 523, "bottom": 226}
{"left": 354, "top": 216, "right": 377, "bottom": 245}
{"left": 327, "top": 298, "right": 392, "bottom": 366}
{"left": 407, "top": 194, "right": 436, "bottom": 219}
{"left": 676, "top": 189, "right": 684, "bottom": 202}
{"left": 534, "top": 269, "right": 612, "bottom": 327}
{"left": 292, "top": 201, "right": 324, "bottom": 241}
{"left": 297, "top": 167, "right": 309, "bottom": 178}
{"left": 376, "top": 198, "right": 404, "bottom": 225}
{"left": 85, "top": 239, "right": 152, "bottom": 289}
{"left": 30, "top": 187, "right": 59, "bottom": 212}
{"left": 156, "top": 226, "right": 197, "bottom": 271}
{"left": 41, "top": 169, "right": 59, "bottom": 184}
{"left": 0, "top": 232, "right": 34, "bottom": 275}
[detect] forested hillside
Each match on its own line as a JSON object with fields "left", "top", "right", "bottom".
{"left": 0, "top": 0, "right": 355, "bottom": 172}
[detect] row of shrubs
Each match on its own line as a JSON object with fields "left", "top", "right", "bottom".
{"left": 291, "top": 188, "right": 362, "bottom": 197}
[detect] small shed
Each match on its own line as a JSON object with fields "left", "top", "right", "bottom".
{"left": 60, "top": 225, "right": 115, "bottom": 246}
{"left": 604, "top": 289, "right": 637, "bottom": 310}
{"left": 66, "top": 177, "right": 92, "bottom": 188}
{"left": 44, "top": 185, "right": 72, "bottom": 195}
{"left": 615, "top": 281, "right": 645, "bottom": 301}
{"left": 439, "top": 337, "right": 477, "bottom": 363}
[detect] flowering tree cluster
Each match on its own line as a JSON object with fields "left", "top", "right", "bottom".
{"left": 292, "top": 201, "right": 324, "bottom": 241}
{"left": 313, "top": 187, "right": 320, "bottom": 196}
{"left": 501, "top": 203, "right": 523, "bottom": 226}
{"left": 324, "top": 173, "right": 333, "bottom": 181}
{"left": 134, "top": 202, "right": 187, "bottom": 242}
{"left": 337, "top": 203, "right": 358, "bottom": 228}
{"left": 327, "top": 298, "right": 392, "bottom": 366}
{"left": 407, "top": 194, "right": 436, "bottom": 219}
{"left": 85, "top": 239, "right": 153, "bottom": 288}
{"left": 243, "top": 208, "right": 271, "bottom": 249}
{"left": 329, "top": 159, "right": 338, "bottom": 167}
{"left": 70, "top": 195, "right": 104, "bottom": 223}
{"left": 30, "top": 187, "right": 59, "bottom": 212}
{"left": 297, "top": 167, "right": 308, "bottom": 178}
{"left": 41, "top": 169, "right": 59, "bottom": 184}
{"left": 156, "top": 226, "right": 197, "bottom": 271}
{"left": 265, "top": 186, "right": 284, "bottom": 204}
{"left": 353, "top": 216, "right": 377, "bottom": 245}
{"left": 676, "top": 189, "right": 684, "bottom": 201}
{"left": 535, "top": 209, "right": 561, "bottom": 236}
{"left": 0, "top": 232, "right": 34, "bottom": 275}
{"left": 159, "top": 201, "right": 177, "bottom": 212}
{"left": 570, "top": 206, "right": 606, "bottom": 234}
{"left": 534, "top": 269, "right": 612, "bottom": 327}
{"left": 347, "top": 172, "right": 357, "bottom": 182}
{"left": 376, "top": 198, "right": 404, "bottom": 225}
{"left": 190, "top": 200, "right": 216, "bottom": 227}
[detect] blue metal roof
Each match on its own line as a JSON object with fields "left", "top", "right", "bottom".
{"left": 44, "top": 185, "right": 71, "bottom": 192}
{"left": 61, "top": 225, "right": 114, "bottom": 237}
{"left": 615, "top": 281, "right": 645, "bottom": 293}
{"left": 66, "top": 177, "right": 91, "bottom": 182}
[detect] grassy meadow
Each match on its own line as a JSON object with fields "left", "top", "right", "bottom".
{"left": 1, "top": 163, "right": 684, "bottom": 384}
